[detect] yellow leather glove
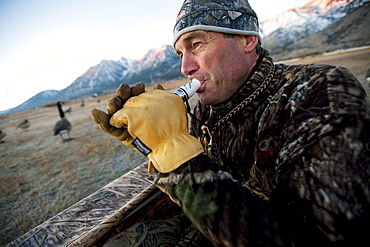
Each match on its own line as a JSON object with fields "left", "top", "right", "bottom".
{"left": 109, "top": 90, "right": 204, "bottom": 173}
{"left": 91, "top": 82, "right": 146, "bottom": 141}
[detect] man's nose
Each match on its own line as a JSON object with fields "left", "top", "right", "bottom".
{"left": 181, "top": 53, "right": 198, "bottom": 76}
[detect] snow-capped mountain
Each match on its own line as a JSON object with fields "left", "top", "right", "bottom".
{"left": 3, "top": 90, "right": 60, "bottom": 115}
{"left": 124, "top": 45, "right": 183, "bottom": 85}
{"left": 273, "top": 0, "right": 370, "bottom": 60}
{"left": 60, "top": 44, "right": 183, "bottom": 101}
{"left": 260, "top": 0, "right": 369, "bottom": 53}
{"left": 57, "top": 57, "right": 137, "bottom": 101}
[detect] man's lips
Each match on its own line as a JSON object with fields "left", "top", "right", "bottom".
{"left": 196, "top": 80, "right": 206, "bottom": 93}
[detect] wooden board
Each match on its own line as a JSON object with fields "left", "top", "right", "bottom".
{"left": 7, "top": 162, "right": 178, "bottom": 247}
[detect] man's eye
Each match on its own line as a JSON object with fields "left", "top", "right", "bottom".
{"left": 193, "top": 42, "right": 201, "bottom": 47}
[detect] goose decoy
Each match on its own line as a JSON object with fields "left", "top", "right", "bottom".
{"left": 53, "top": 101, "right": 72, "bottom": 141}
{"left": 0, "top": 130, "right": 6, "bottom": 143}
{"left": 17, "top": 119, "right": 30, "bottom": 129}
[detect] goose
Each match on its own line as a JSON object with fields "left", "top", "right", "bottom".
{"left": 53, "top": 101, "right": 72, "bottom": 141}
{"left": 0, "top": 130, "right": 6, "bottom": 143}
{"left": 17, "top": 119, "right": 30, "bottom": 129}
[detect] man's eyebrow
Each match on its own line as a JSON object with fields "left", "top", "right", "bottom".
{"left": 175, "top": 31, "right": 208, "bottom": 54}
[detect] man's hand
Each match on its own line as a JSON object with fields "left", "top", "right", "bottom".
{"left": 107, "top": 81, "right": 145, "bottom": 116}
{"left": 91, "top": 82, "right": 146, "bottom": 141}
{"left": 107, "top": 90, "right": 203, "bottom": 173}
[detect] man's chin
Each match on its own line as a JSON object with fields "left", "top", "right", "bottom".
{"left": 197, "top": 94, "right": 215, "bottom": 106}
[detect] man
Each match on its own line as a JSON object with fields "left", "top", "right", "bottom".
{"left": 92, "top": 0, "right": 370, "bottom": 246}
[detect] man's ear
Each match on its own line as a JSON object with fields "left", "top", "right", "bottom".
{"left": 243, "top": 35, "right": 259, "bottom": 53}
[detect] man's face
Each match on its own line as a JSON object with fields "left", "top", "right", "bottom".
{"left": 174, "top": 30, "right": 254, "bottom": 105}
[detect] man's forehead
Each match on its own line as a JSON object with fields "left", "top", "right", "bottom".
{"left": 179, "top": 30, "right": 208, "bottom": 42}
{"left": 175, "top": 30, "right": 220, "bottom": 49}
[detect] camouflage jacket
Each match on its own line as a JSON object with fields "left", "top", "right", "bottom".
{"left": 155, "top": 56, "right": 370, "bottom": 246}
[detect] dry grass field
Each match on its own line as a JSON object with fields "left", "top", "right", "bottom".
{"left": 281, "top": 47, "right": 370, "bottom": 93}
{"left": 1, "top": 48, "right": 369, "bottom": 246}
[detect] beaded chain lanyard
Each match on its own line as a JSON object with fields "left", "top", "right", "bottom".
{"left": 188, "top": 62, "right": 276, "bottom": 166}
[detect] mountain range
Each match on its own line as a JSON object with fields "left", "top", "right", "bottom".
{"left": 262, "top": 0, "right": 370, "bottom": 59}
{"left": 1, "top": 45, "right": 185, "bottom": 115}
{"left": 2, "top": 0, "right": 369, "bottom": 115}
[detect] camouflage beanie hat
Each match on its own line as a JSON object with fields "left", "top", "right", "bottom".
{"left": 173, "top": 0, "right": 261, "bottom": 46}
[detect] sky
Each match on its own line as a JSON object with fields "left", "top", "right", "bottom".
{"left": 0, "top": 0, "right": 311, "bottom": 111}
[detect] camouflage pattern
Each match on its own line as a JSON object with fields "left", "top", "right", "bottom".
{"left": 173, "top": 0, "right": 261, "bottom": 45}
{"left": 103, "top": 212, "right": 212, "bottom": 247}
{"left": 156, "top": 56, "right": 370, "bottom": 246}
